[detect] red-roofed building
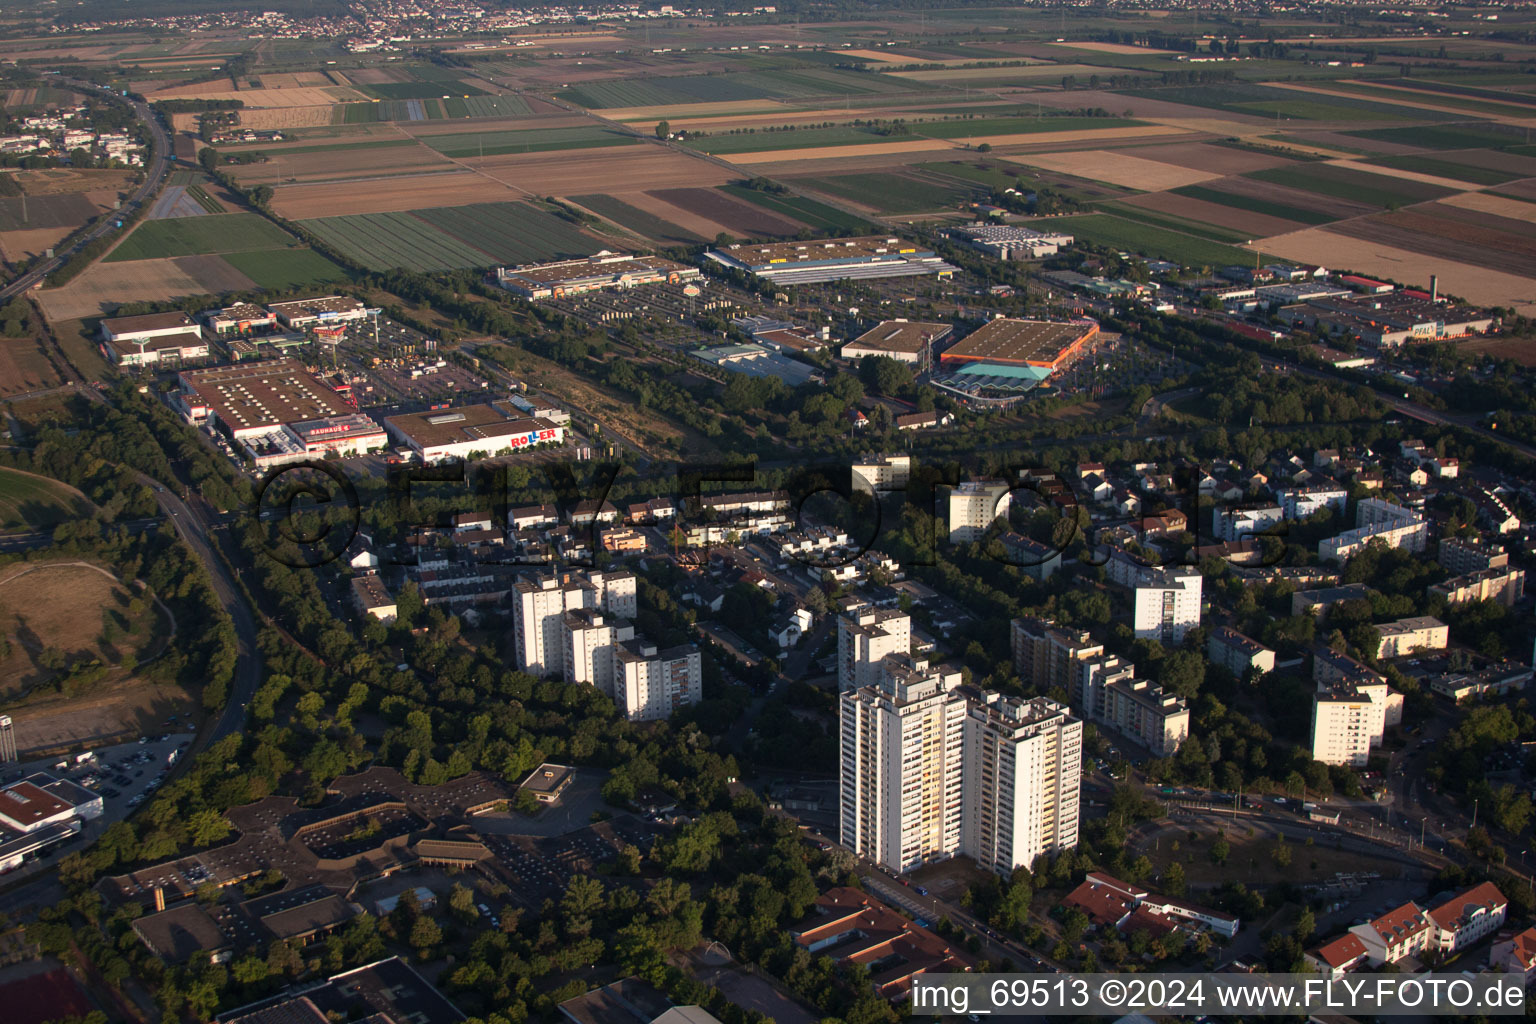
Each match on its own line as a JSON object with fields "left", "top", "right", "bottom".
{"left": 0, "top": 782, "right": 74, "bottom": 833}
{"left": 1349, "top": 901, "right": 1432, "bottom": 965}
{"left": 1120, "top": 906, "right": 1178, "bottom": 940}
{"left": 1305, "top": 933, "right": 1370, "bottom": 980}
{"left": 1427, "top": 881, "right": 1507, "bottom": 953}
{"left": 1064, "top": 879, "right": 1134, "bottom": 930}
{"left": 789, "top": 887, "right": 975, "bottom": 1001}
{"left": 1340, "top": 275, "right": 1394, "bottom": 295}
{"left": 1491, "top": 926, "right": 1536, "bottom": 985}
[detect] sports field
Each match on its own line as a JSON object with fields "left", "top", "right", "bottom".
{"left": 105, "top": 213, "right": 297, "bottom": 261}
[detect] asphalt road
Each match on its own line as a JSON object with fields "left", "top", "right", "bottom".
{"left": 0, "top": 80, "right": 172, "bottom": 301}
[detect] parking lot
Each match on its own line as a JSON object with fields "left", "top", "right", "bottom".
{"left": 0, "top": 732, "right": 192, "bottom": 881}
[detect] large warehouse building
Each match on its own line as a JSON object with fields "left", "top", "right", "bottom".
{"left": 176, "top": 358, "right": 380, "bottom": 466}
{"left": 385, "top": 402, "right": 565, "bottom": 462}
{"left": 705, "top": 236, "right": 957, "bottom": 285}
{"left": 842, "top": 320, "right": 952, "bottom": 368}
{"left": 266, "top": 295, "right": 369, "bottom": 330}
{"left": 494, "top": 252, "right": 700, "bottom": 299}
{"left": 932, "top": 317, "right": 1099, "bottom": 398}
{"left": 99, "top": 311, "right": 210, "bottom": 368}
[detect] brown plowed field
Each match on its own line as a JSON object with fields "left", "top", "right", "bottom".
{"left": 14, "top": 168, "right": 135, "bottom": 197}
{"left": 400, "top": 114, "right": 594, "bottom": 137}
{"left": 1440, "top": 191, "right": 1536, "bottom": 225}
{"left": 271, "top": 170, "right": 525, "bottom": 218}
{"left": 231, "top": 106, "right": 339, "bottom": 130}
{"left": 1031, "top": 89, "right": 1270, "bottom": 123}
{"left": 174, "top": 254, "right": 259, "bottom": 294}
{"left": 647, "top": 187, "right": 803, "bottom": 237}
{"left": 1329, "top": 209, "right": 1536, "bottom": 279}
{"left": 1495, "top": 178, "right": 1536, "bottom": 201}
{"left": 1273, "top": 130, "right": 1421, "bottom": 156}
{"left": 1005, "top": 148, "right": 1219, "bottom": 189}
{"left": 1459, "top": 335, "right": 1536, "bottom": 366}
{"left": 1117, "top": 192, "right": 1308, "bottom": 238}
{"left": 464, "top": 146, "right": 733, "bottom": 192}
{"left": 1120, "top": 141, "right": 1297, "bottom": 174}
{"left": 1432, "top": 149, "right": 1536, "bottom": 176}
{"left": 611, "top": 191, "right": 737, "bottom": 239}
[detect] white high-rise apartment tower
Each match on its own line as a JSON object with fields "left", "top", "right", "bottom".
{"left": 839, "top": 656, "right": 967, "bottom": 872}
{"left": 963, "top": 694, "right": 1082, "bottom": 876}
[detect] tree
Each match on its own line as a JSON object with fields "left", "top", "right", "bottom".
{"left": 249, "top": 184, "right": 273, "bottom": 207}
{"left": 655, "top": 120, "right": 670, "bottom": 139}
{"left": 1162, "top": 861, "right": 1186, "bottom": 898}
{"left": 1211, "top": 835, "right": 1230, "bottom": 865}
{"left": 409, "top": 915, "right": 441, "bottom": 953}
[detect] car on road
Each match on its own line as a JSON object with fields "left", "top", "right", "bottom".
{"left": 914, "top": 886, "right": 928, "bottom": 896}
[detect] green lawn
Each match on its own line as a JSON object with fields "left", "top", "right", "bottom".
{"left": 105, "top": 213, "right": 297, "bottom": 261}
{"left": 1050, "top": 213, "right": 1274, "bottom": 269}
{"left": 222, "top": 248, "right": 352, "bottom": 290}
{"left": 1169, "top": 185, "right": 1336, "bottom": 226}
{"left": 1242, "top": 164, "right": 1456, "bottom": 208}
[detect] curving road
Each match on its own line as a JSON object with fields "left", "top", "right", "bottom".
{"left": 0, "top": 80, "right": 173, "bottom": 301}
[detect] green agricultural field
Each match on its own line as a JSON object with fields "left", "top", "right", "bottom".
{"left": 1315, "top": 81, "right": 1536, "bottom": 119}
{"left": 444, "top": 95, "right": 533, "bottom": 118}
{"left": 717, "top": 185, "right": 875, "bottom": 232}
{"left": 222, "top": 249, "right": 351, "bottom": 290}
{"left": 916, "top": 115, "right": 1143, "bottom": 139}
{"left": 570, "top": 193, "right": 703, "bottom": 245}
{"left": 423, "top": 126, "right": 637, "bottom": 158}
{"left": 0, "top": 467, "right": 89, "bottom": 532}
{"left": 358, "top": 81, "right": 486, "bottom": 100}
{"left": 1049, "top": 213, "right": 1273, "bottom": 269}
{"left": 412, "top": 203, "right": 595, "bottom": 264}
{"left": 1243, "top": 164, "right": 1455, "bottom": 208}
{"left": 1364, "top": 154, "right": 1522, "bottom": 186}
{"left": 559, "top": 66, "right": 928, "bottom": 109}
{"left": 298, "top": 212, "right": 487, "bottom": 272}
{"left": 1345, "top": 122, "right": 1529, "bottom": 150}
{"left": 1169, "top": 185, "right": 1335, "bottom": 226}
{"left": 186, "top": 185, "right": 224, "bottom": 213}
{"left": 299, "top": 202, "right": 594, "bottom": 271}
{"left": 793, "top": 172, "right": 976, "bottom": 214}
{"left": 1097, "top": 202, "right": 1254, "bottom": 244}
{"left": 914, "top": 160, "right": 1024, "bottom": 190}
{"left": 105, "top": 213, "right": 297, "bottom": 261}
{"left": 1115, "top": 82, "right": 1450, "bottom": 122}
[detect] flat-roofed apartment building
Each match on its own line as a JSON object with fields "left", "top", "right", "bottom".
{"left": 851, "top": 454, "right": 912, "bottom": 494}
{"left": 1374, "top": 615, "right": 1449, "bottom": 659}
{"left": 948, "top": 478, "right": 1012, "bottom": 543}
{"left": 494, "top": 252, "right": 699, "bottom": 300}
{"left": 963, "top": 694, "right": 1081, "bottom": 876}
{"left": 1431, "top": 567, "right": 1525, "bottom": 608}
{"left": 1319, "top": 498, "right": 1426, "bottom": 563}
{"left": 705, "top": 236, "right": 957, "bottom": 285}
{"left": 841, "top": 320, "right": 951, "bottom": 368}
{"left": 1207, "top": 626, "right": 1276, "bottom": 677}
{"left": 838, "top": 604, "right": 910, "bottom": 692}
{"left": 839, "top": 656, "right": 967, "bottom": 872}
{"left": 615, "top": 639, "right": 702, "bottom": 722}
{"left": 512, "top": 570, "right": 637, "bottom": 678}
{"left": 100, "top": 311, "right": 209, "bottom": 368}
{"left": 1311, "top": 648, "right": 1402, "bottom": 766}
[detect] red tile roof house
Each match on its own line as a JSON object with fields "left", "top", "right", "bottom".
{"left": 1490, "top": 926, "right": 1536, "bottom": 985}
{"left": 1067, "top": 872, "right": 1240, "bottom": 940}
{"left": 1427, "top": 882, "right": 1507, "bottom": 954}
{"left": 789, "top": 887, "right": 974, "bottom": 1001}
{"left": 1348, "top": 902, "right": 1433, "bottom": 965}
{"left": 1305, "top": 933, "right": 1370, "bottom": 980}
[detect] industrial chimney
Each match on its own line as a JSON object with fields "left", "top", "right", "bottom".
{"left": 1430, "top": 275, "right": 1439, "bottom": 304}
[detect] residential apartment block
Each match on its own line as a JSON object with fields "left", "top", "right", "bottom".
{"left": 615, "top": 640, "right": 703, "bottom": 722}
{"left": 1373, "top": 616, "right": 1449, "bottom": 659}
{"left": 1319, "top": 499, "right": 1427, "bottom": 563}
{"left": 1207, "top": 626, "right": 1276, "bottom": 677}
{"left": 1310, "top": 649, "right": 1402, "bottom": 766}
{"left": 1430, "top": 567, "right": 1525, "bottom": 608}
{"left": 512, "top": 570, "right": 637, "bottom": 676}
{"left": 838, "top": 605, "right": 911, "bottom": 692}
{"left": 948, "top": 479, "right": 1012, "bottom": 543}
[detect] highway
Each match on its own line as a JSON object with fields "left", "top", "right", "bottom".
{"left": 0, "top": 79, "right": 173, "bottom": 301}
